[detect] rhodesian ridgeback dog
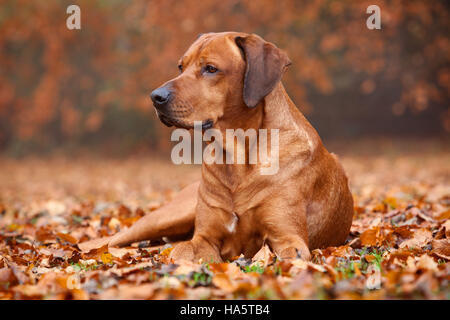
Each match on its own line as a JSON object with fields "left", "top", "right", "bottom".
{"left": 81, "top": 32, "right": 353, "bottom": 262}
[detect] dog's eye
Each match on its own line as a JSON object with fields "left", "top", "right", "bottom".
{"left": 178, "top": 64, "right": 183, "bottom": 72}
{"left": 204, "top": 65, "right": 218, "bottom": 74}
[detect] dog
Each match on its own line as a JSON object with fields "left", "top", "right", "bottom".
{"left": 82, "top": 32, "right": 353, "bottom": 262}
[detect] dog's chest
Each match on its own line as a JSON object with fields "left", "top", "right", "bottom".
{"left": 219, "top": 208, "right": 264, "bottom": 260}
{"left": 225, "top": 212, "right": 239, "bottom": 233}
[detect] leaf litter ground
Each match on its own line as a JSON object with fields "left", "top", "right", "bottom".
{"left": 0, "top": 141, "right": 449, "bottom": 299}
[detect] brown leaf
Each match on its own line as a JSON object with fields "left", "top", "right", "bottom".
{"left": 98, "top": 283, "right": 154, "bottom": 300}
{"left": 35, "top": 226, "right": 56, "bottom": 243}
{"left": 364, "top": 255, "right": 376, "bottom": 263}
{"left": 209, "top": 263, "right": 229, "bottom": 274}
{"left": 331, "top": 245, "right": 351, "bottom": 257}
{"left": 360, "top": 227, "right": 380, "bottom": 246}
{"left": 82, "top": 244, "right": 109, "bottom": 261}
{"left": 416, "top": 255, "right": 438, "bottom": 271}
{"left": 251, "top": 245, "right": 274, "bottom": 267}
{"left": 56, "top": 232, "right": 78, "bottom": 245}
{"left": 0, "top": 267, "right": 15, "bottom": 284}
{"left": 212, "top": 273, "right": 235, "bottom": 293}
{"left": 431, "top": 239, "right": 450, "bottom": 260}
{"left": 108, "top": 247, "right": 138, "bottom": 259}
{"left": 78, "top": 236, "right": 114, "bottom": 252}
{"left": 393, "top": 226, "right": 413, "bottom": 238}
{"left": 435, "top": 209, "right": 450, "bottom": 221}
{"left": 434, "top": 220, "right": 450, "bottom": 239}
{"left": 173, "top": 259, "right": 199, "bottom": 275}
{"left": 3, "top": 260, "right": 29, "bottom": 285}
{"left": 399, "top": 228, "right": 432, "bottom": 249}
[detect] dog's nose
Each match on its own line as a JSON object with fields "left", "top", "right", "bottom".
{"left": 150, "top": 87, "right": 171, "bottom": 107}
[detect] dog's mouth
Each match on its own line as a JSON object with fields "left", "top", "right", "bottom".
{"left": 155, "top": 110, "right": 214, "bottom": 130}
{"left": 156, "top": 112, "right": 174, "bottom": 127}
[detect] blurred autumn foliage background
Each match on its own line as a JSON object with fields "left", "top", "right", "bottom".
{"left": 1, "top": 1, "right": 449, "bottom": 300}
{"left": 0, "top": 0, "right": 449, "bottom": 155}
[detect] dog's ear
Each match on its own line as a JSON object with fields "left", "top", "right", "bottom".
{"left": 235, "top": 34, "right": 291, "bottom": 108}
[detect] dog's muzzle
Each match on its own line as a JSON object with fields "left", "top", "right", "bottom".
{"left": 150, "top": 86, "right": 171, "bottom": 110}
{"left": 154, "top": 109, "right": 213, "bottom": 130}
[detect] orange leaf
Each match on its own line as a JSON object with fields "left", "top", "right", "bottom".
{"left": 435, "top": 210, "right": 450, "bottom": 221}
{"left": 432, "top": 239, "right": 450, "bottom": 260}
{"left": 209, "top": 263, "right": 229, "bottom": 274}
{"left": 354, "top": 263, "right": 362, "bottom": 276}
{"left": 160, "top": 247, "right": 173, "bottom": 257}
{"left": 364, "top": 255, "right": 376, "bottom": 263}
{"left": 360, "top": 227, "right": 380, "bottom": 246}
{"left": 56, "top": 233, "right": 78, "bottom": 244}
{"left": 212, "top": 273, "right": 235, "bottom": 293}
{"left": 101, "top": 252, "right": 113, "bottom": 264}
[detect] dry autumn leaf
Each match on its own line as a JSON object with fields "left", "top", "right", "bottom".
{"left": 360, "top": 227, "right": 381, "bottom": 246}
{"left": 101, "top": 252, "right": 113, "bottom": 265}
{"left": 399, "top": 228, "right": 433, "bottom": 249}
{"left": 431, "top": 239, "right": 450, "bottom": 260}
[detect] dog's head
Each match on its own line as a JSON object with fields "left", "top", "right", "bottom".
{"left": 150, "top": 32, "right": 291, "bottom": 129}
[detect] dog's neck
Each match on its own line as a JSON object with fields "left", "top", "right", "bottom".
{"left": 202, "top": 82, "right": 321, "bottom": 193}
{"left": 262, "top": 83, "right": 319, "bottom": 136}
{"left": 215, "top": 82, "right": 319, "bottom": 135}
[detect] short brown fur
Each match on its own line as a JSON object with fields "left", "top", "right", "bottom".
{"left": 86, "top": 32, "right": 353, "bottom": 262}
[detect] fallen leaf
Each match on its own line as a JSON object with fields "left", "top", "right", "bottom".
{"left": 56, "top": 232, "right": 78, "bottom": 244}
{"left": 101, "top": 252, "right": 113, "bottom": 264}
{"left": 416, "top": 254, "right": 438, "bottom": 271}
{"left": 212, "top": 273, "right": 235, "bottom": 293}
{"left": 360, "top": 227, "right": 380, "bottom": 246}
{"left": 98, "top": 284, "right": 154, "bottom": 300}
{"left": 431, "top": 239, "right": 450, "bottom": 260}
{"left": 399, "top": 228, "right": 432, "bottom": 249}
{"left": 434, "top": 209, "right": 450, "bottom": 221}
{"left": 251, "top": 245, "right": 274, "bottom": 267}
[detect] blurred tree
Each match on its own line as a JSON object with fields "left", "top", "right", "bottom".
{"left": 0, "top": 0, "right": 448, "bottom": 154}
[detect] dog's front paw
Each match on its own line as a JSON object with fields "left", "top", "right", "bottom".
{"left": 278, "top": 246, "right": 311, "bottom": 261}
{"left": 169, "top": 238, "right": 222, "bottom": 263}
{"left": 170, "top": 241, "right": 195, "bottom": 262}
